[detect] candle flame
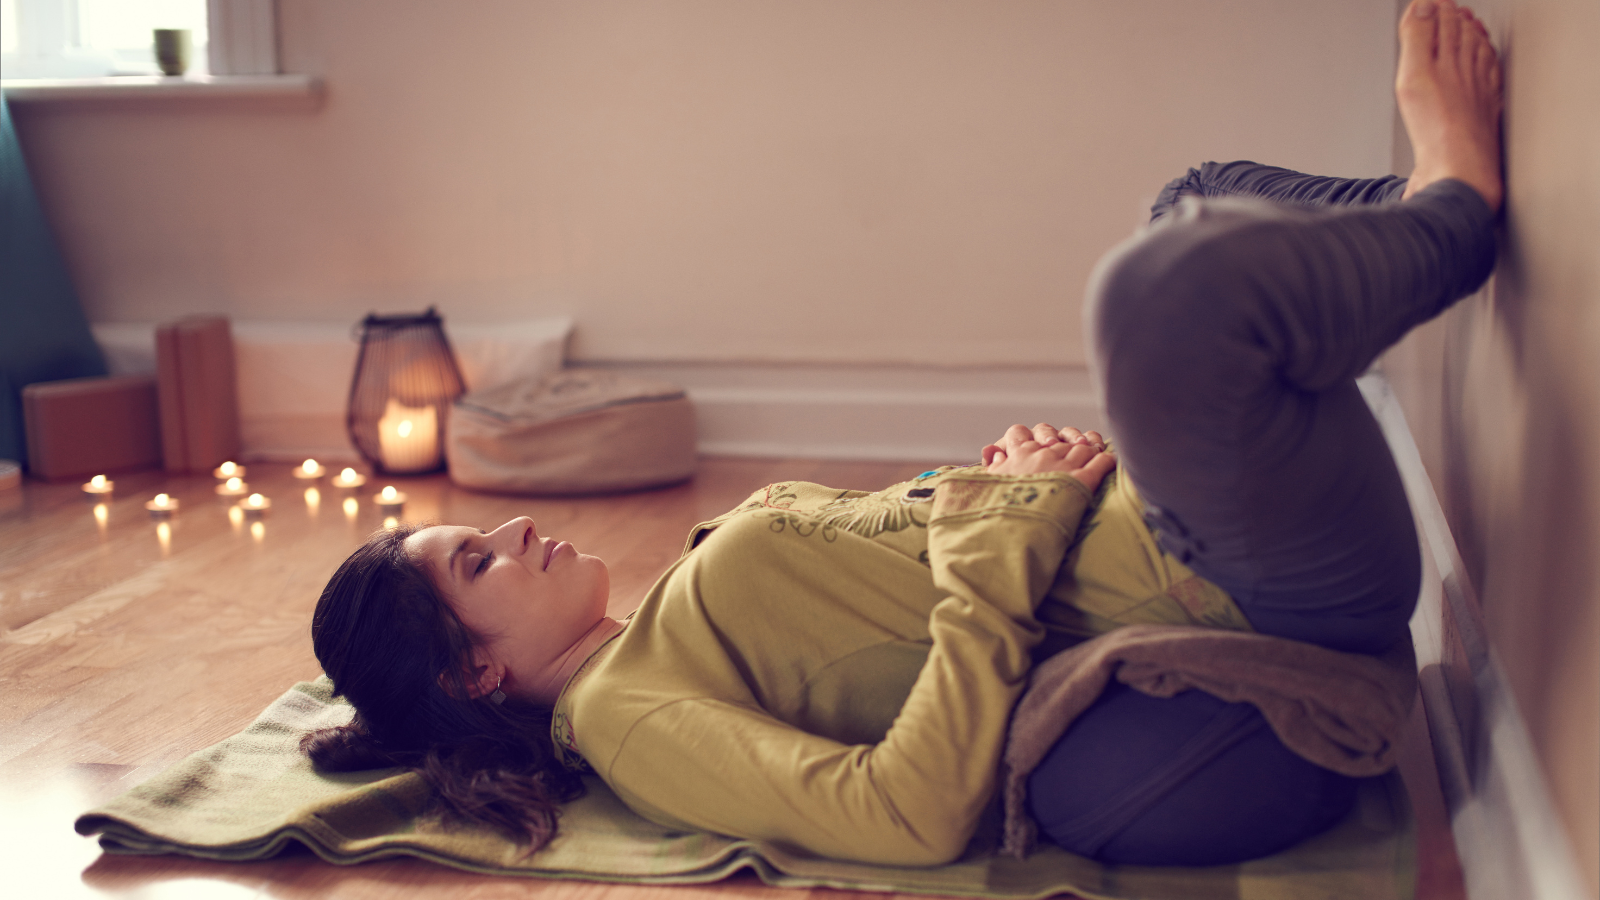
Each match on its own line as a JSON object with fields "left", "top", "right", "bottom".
{"left": 226, "top": 477, "right": 242, "bottom": 491}
{"left": 91, "top": 475, "right": 107, "bottom": 488}
{"left": 220, "top": 462, "right": 237, "bottom": 476}
{"left": 302, "top": 459, "right": 319, "bottom": 474}
{"left": 397, "top": 420, "right": 413, "bottom": 438}
{"left": 340, "top": 467, "right": 357, "bottom": 481}
{"left": 381, "top": 486, "right": 398, "bottom": 501}
{"left": 247, "top": 493, "right": 265, "bottom": 507}
{"left": 154, "top": 493, "right": 169, "bottom": 505}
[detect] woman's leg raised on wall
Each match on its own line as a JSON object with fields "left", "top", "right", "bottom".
{"left": 1088, "top": 183, "right": 1494, "bottom": 654}
{"left": 1025, "top": 1, "right": 1506, "bottom": 869}
{"left": 1084, "top": 0, "right": 1502, "bottom": 655}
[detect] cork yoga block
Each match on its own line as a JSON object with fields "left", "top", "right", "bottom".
{"left": 156, "top": 316, "right": 242, "bottom": 474}
{"left": 21, "top": 375, "right": 162, "bottom": 481}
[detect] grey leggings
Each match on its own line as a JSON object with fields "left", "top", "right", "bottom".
{"left": 1028, "top": 161, "right": 1497, "bottom": 866}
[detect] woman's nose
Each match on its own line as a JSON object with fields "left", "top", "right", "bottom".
{"left": 493, "top": 516, "right": 537, "bottom": 553}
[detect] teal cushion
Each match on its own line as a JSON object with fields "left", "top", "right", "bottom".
{"left": 0, "top": 91, "right": 107, "bottom": 467}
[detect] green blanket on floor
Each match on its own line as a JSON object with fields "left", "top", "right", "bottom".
{"left": 76, "top": 678, "right": 1415, "bottom": 900}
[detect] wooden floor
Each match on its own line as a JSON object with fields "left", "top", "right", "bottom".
{"left": 0, "top": 457, "right": 1466, "bottom": 899}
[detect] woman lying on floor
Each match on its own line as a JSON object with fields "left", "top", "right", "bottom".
{"left": 303, "top": 0, "right": 1503, "bottom": 869}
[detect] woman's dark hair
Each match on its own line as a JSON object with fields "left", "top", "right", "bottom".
{"left": 302, "top": 523, "right": 583, "bottom": 852}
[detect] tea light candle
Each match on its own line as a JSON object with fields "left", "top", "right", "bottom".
{"left": 145, "top": 493, "right": 180, "bottom": 518}
{"left": 216, "top": 476, "right": 249, "bottom": 498}
{"left": 82, "top": 474, "right": 115, "bottom": 497}
{"left": 293, "top": 459, "right": 327, "bottom": 480}
{"left": 374, "top": 485, "right": 407, "bottom": 514}
{"left": 330, "top": 467, "right": 367, "bottom": 490}
{"left": 239, "top": 492, "right": 272, "bottom": 516}
{"left": 213, "top": 461, "right": 246, "bottom": 480}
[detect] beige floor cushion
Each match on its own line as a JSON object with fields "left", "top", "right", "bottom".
{"left": 447, "top": 368, "right": 696, "bottom": 495}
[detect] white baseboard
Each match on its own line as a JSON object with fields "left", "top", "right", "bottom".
{"left": 242, "top": 361, "right": 1104, "bottom": 464}
{"left": 1361, "top": 373, "right": 1589, "bottom": 900}
{"left": 89, "top": 320, "right": 1104, "bottom": 463}
{"left": 92, "top": 318, "right": 572, "bottom": 465}
{"left": 589, "top": 361, "right": 1104, "bottom": 462}
{"left": 238, "top": 413, "right": 360, "bottom": 465}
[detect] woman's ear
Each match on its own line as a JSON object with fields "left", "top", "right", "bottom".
{"left": 439, "top": 655, "right": 504, "bottom": 700}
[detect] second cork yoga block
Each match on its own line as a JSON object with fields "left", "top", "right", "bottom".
{"left": 21, "top": 375, "right": 163, "bottom": 481}
{"left": 156, "top": 316, "right": 242, "bottom": 474}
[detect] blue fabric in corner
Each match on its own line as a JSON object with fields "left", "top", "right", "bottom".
{"left": 0, "top": 91, "right": 107, "bottom": 468}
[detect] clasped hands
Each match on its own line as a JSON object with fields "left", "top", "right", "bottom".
{"left": 981, "top": 423, "right": 1117, "bottom": 492}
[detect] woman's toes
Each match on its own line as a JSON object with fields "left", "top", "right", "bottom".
{"left": 1398, "top": 0, "right": 1440, "bottom": 86}
{"left": 1438, "top": 2, "right": 1463, "bottom": 58}
{"left": 1401, "top": 0, "right": 1438, "bottom": 42}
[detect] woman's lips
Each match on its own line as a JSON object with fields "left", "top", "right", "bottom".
{"left": 543, "top": 539, "right": 569, "bottom": 570}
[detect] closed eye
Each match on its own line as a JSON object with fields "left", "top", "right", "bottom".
{"left": 475, "top": 552, "right": 494, "bottom": 577}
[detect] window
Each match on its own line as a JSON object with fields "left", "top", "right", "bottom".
{"left": 2, "top": 0, "right": 275, "bottom": 80}
{"left": 2, "top": 0, "right": 206, "bottom": 78}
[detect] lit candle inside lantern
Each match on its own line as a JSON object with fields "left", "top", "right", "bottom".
{"left": 293, "top": 459, "right": 327, "bottom": 480}
{"left": 145, "top": 493, "right": 180, "bottom": 518}
{"left": 216, "top": 476, "right": 249, "bottom": 498}
{"left": 330, "top": 467, "right": 367, "bottom": 490}
{"left": 374, "top": 484, "right": 407, "bottom": 514}
{"left": 213, "top": 461, "right": 246, "bottom": 480}
{"left": 376, "top": 399, "right": 440, "bottom": 473}
{"left": 82, "top": 474, "right": 115, "bottom": 497}
{"left": 239, "top": 492, "right": 272, "bottom": 516}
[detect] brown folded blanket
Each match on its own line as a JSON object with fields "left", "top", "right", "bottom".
{"left": 1001, "top": 624, "right": 1417, "bottom": 857}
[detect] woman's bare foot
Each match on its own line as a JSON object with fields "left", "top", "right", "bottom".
{"left": 1396, "top": 0, "right": 1504, "bottom": 212}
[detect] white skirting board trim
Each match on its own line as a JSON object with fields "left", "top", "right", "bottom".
{"left": 1360, "top": 372, "right": 1589, "bottom": 900}
{"left": 233, "top": 362, "right": 1103, "bottom": 464}
{"left": 590, "top": 361, "right": 1105, "bottom": 463}
{"left": 91, "top": 321, "right": 1104, "bottom": 463}
{"left": 91, "top": 318, "right": 573, "bottom": 465}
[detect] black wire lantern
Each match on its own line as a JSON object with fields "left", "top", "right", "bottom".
{"left": 346, "top": 307, "right": 465, "bottom": 475}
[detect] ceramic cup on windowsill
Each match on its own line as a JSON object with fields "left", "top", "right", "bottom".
{"left": 154, "top": 29, "right": 191, "bottom": 77}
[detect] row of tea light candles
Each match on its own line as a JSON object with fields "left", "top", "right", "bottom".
{"left": 82, "top": 460, "right": 409, "bottom": 518}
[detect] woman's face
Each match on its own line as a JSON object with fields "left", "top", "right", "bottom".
{"left": 404, "top": 517, "right": 609, "bottom": 696}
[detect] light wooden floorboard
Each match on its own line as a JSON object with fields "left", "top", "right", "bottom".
{"left": 0, "top": 458, "right": 1464, "bottom": 899}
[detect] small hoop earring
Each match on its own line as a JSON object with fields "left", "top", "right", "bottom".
{"left": 490, "top": 676, "right": 506, "bottom": 705}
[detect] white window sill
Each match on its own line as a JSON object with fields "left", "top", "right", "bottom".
{"left": 0, "top": 74, "right": 321, "bottom": 103}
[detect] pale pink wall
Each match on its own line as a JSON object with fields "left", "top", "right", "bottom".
{"left": 10, "top": 0, "right": 1397, "bottom": 366}
{"left": 1385, "top": 0, "right": 1600, "bottom": 888}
